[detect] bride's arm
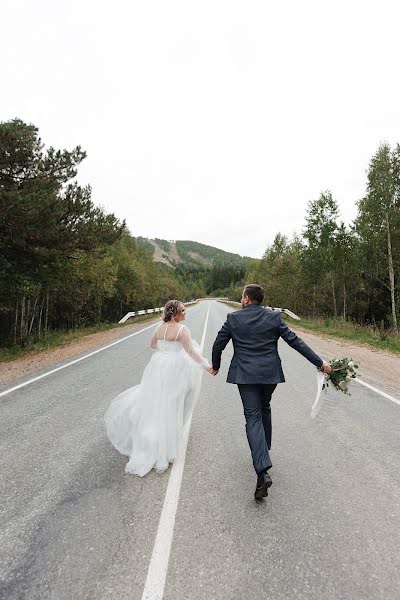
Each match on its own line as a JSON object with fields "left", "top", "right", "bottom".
{"left": 179, "top": 326, "right": 210, "bottom": 368}
{"left": 150, "top": 324, "right": 161, "bottom": 350}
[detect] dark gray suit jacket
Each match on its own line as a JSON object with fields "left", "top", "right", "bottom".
{"left": 212, "top": 304, "right": 323, "bottom": 384}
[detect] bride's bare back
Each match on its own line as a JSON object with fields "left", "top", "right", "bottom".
{"left": 150, "top": 321, "right": 209, "bottom": 367}
{"left": 155, "top": 322, "right": 184, "bottom": 342}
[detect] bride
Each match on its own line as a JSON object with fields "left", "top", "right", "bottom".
{"left": 104, "top": 300, "right": 211, "bottom": 476}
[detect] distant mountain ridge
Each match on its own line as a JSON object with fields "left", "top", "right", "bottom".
{"left": 136, "top": 237, "right": 254, "bottom": 269}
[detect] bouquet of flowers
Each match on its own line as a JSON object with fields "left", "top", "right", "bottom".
{"left": 311, "top": 358, "right": 359, "bottom": 418}
{"left": 319, "top": 358, "right": 359, "bottom": 395}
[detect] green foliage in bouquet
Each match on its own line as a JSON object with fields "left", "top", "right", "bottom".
{"left": 319, "top": 358, "right": 359, "bottom": 395}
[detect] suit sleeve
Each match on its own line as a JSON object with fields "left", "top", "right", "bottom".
{"left": 212, "top": 316, "right": 232, "bottom": 370}
{"left": 278, "top": 315, "right": 323, "bottom": 368}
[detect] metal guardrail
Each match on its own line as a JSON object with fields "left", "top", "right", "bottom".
{"left": 118, "top": 297, "right": 229, "bottom": 324}
{"left": 217, "top": 299, "right": 301, "bottom": 320}
{"left": 118, "top": 297, "right": 300, "bottom": 324}
{"left": 218, "top": 300, "right": 241, "bottom": 307}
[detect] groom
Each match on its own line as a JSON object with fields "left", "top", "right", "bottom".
{"left": 210, "top": 284, "right": 331, "bottom": 501}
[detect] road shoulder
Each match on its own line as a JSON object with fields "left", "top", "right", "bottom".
{"left": 0, "top": 317, "right": 161, "bottom": 385}
{"left": 291, "top": 324, "right": 400, "bottom": 399}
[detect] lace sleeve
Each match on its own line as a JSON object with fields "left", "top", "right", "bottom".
{"left": 150, "top": 324, "right": 161, "bottom": 350}
{"left": 179, "top": 326, "right": 210, "bottom": 368}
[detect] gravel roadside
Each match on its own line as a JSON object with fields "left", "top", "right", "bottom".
{"left": 0, "top": 313, "right": 398, "bottom": 401}
{"left": 292, "top": 324, "right": 400, "bottom": 398}
{"left": 0, "top": 317, "right": 161, "bottom": 385}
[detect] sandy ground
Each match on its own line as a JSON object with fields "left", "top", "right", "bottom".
{"left": 0, "top": 315, "right": 399, "bottom": 399}
{"left": 291, "top": 324, "right": 399, "bottom": 398}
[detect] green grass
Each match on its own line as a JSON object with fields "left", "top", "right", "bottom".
{"left": 221, "top": 301, "right": 400, "bottom": 354}
{"left": 285, "top": 316, "right": 400, "bottom": 354}
{"left": 0, "top": 313, "right": 160, "bottom": 364}
{"left": 0, "top": 303, "right": 200, "bottom": 364}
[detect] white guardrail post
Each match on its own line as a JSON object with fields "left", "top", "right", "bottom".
{"left": 216, "top": 299, "right": 301, "bottom": 320}
{"left": 118, "top": 298, "right": 300, "bottom": 324}
{"left": 118, "top": 298, "right": 225, "bottom": 324}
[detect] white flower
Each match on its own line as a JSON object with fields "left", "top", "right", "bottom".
{"left": 348, "top": 360, "right": 354, "bottom": 367}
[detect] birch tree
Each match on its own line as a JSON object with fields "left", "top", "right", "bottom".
{"left": 356, "top": 143, "right": 400, "bottom": 330}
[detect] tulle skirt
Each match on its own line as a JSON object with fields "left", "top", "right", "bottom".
{"left": 104, "top": 345, "right": 204, "bottom": 476}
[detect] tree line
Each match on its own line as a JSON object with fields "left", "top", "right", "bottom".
{"left": 245, "top": 142, "right": 400, "bottom": 331}
{"left": 1, "top": 118, "right": 398, "bottom": 349}
{"left": 0, "top": 119, "right": 244, "bottom": 347}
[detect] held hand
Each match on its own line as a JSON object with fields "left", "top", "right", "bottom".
{"left": 321, "top": 361, "right": 332, "bottom": 374}
{"left": 207, "top": 367, "right": 219, "bottom": 376}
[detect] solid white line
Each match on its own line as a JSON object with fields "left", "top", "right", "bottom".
{"left": 311, "top": 348, "right": 400, "bottom": 408}
{"left": 220, "top": 302, "right": 400, "bottom": 409}
{"left": 199, "top": 304, "right": 210, "bottom": 351}
{"left": 316, "top": 355, "right": 400, "bottom": 409}
{"left": 355, "top": 378, "right": 400, "bottom": 407}
{"left": 141, "top": 303, "right": 211, "bottom": 600}
{"left": 0, "top": 322, "right": 160, "bottom": 399}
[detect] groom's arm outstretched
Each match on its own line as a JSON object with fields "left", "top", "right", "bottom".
{"left": 278, "top": 315, "right": 331, "bottom": 373}
{"left": 211, "top": 317, "right": 232, "bottom": 375}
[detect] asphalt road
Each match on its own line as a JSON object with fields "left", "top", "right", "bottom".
{"left": 1, "top": 301, "right": 399, "bottom": 600}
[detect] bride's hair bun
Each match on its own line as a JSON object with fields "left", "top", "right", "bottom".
{"left": 162, "top": 300, "right": 182, "bottom": 322}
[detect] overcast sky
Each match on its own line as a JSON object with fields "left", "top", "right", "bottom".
{"left": 2, "top": 0, "right": 400, "bottom": 258}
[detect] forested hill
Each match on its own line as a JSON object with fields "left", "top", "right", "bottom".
{"left": 136, "top": 237, "right": 253, "bottom": 270}
{"left": 135, "top": 237, "right": 253, "bottom": 305}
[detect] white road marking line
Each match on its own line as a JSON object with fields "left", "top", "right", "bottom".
{"left": 141, "top": 304, "right": 211, "bottom": 600}
{"left": 317, "top": 354, "right": 400, "bottom": 408}
{"left": 220, "top": 303, "right": 400, "bottom": 409}
{"left": 0, "top": 304, "right": 205, "bottom": 399}
{"left": 0, "top": 322, "right": 160, "bottom": 399}
{"left": 355, "top": 378, "right": 400, "bottom": 407}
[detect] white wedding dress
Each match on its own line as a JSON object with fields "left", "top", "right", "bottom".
{"left": 104, "top": 322, "right": 209, "bottom": 476}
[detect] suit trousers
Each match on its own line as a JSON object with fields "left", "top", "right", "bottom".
{"left": 237, "top": 383, "right": 277, "bottom": 474}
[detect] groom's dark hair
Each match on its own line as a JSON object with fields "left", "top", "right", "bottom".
{"left": 243, "top": 284, "right": 265, "bottom": 305}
